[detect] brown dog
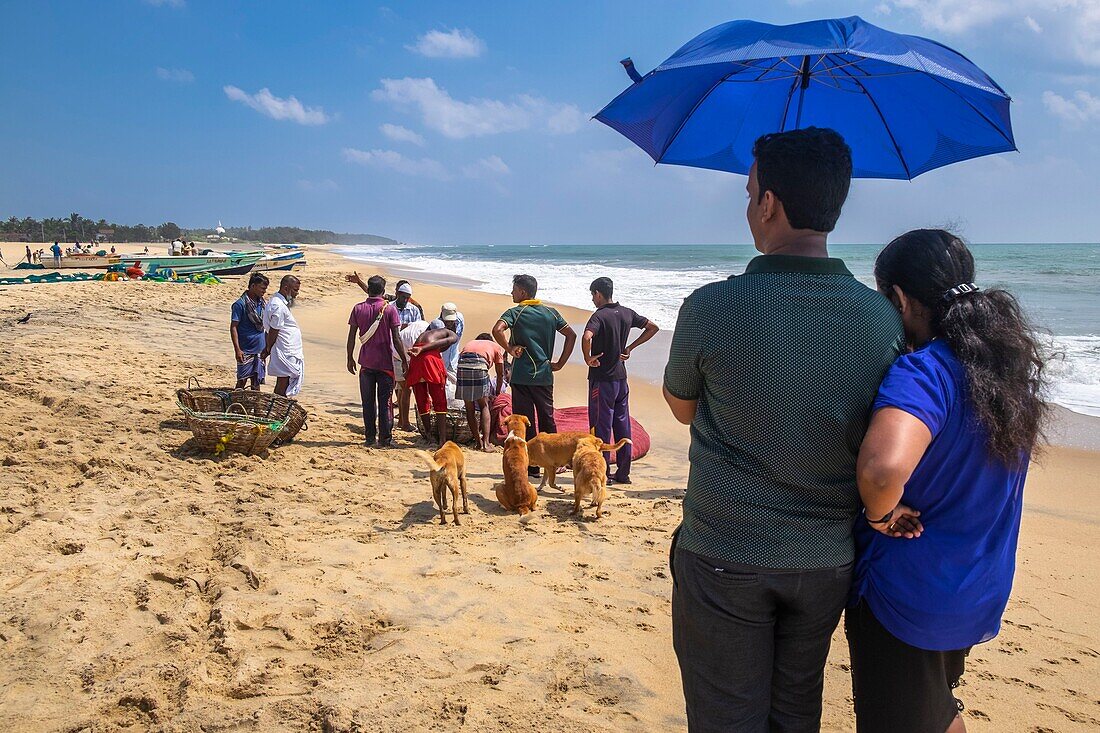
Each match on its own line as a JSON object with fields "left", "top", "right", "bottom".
{"left": 527, "top": 429, "right": 594, "bottom": 491}
{"left": 417, "top": 441, "right": 469, "bottom": 525}
{"left": 570, "top": 435, "right": 631, "bottom": 520}
{"left": 494, "top": 414, "right": 538, "bottom": 518}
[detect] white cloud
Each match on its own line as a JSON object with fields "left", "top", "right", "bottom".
{"left": 580, "top": 147, "right": 651, "bottom": 176}
{"left": 223, "top": 85, "right": 330, "bottom": 126}
{"left": 379, "top": 123, "right": 426, "bottom": 146}
{"left": 156, "top": 67, "right": 193, "bottom": 83}
{"left": 463, "top": 155, "right": 510, "bottom": 179}
{"left": 342, "top": 147, "right": 452, "bottom": 180}
{"left": 1042, "top": 89, "right": 1100, "bottom": 124}
{"left": 887, "top": 0, "right": 1012, "bottom": 33}
{"left": 874, "top": 2, "right": 893, "bottom": 14}
{"left": 408, "top": 28, "right": 485, "bottom": 58}
{"left": 371, "top": 77, "right": 583, "bottom": 138}
{"left": 546, "top": 104, "right": 586, "bottom": 134}
{"left": 882, "top": 1, "right": 1100, "bottom": 66}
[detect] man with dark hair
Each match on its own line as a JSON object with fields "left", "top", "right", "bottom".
{"left": 663, "top": 127, "right": 904, "bottom": 731}
{"left": 582, "top": 277, "right": 659, "bottom": 484}
{"left": 347, "top": 274, "right": 407, "bottom": 447}
{"left": 346, "top": 273, "right": 425, "bottom": 431}
{"left": 493, "top": 274, "right": 576, "bottom": 475}
{"left": 230, "top": 271, "right": 270, "bottom": 390}
{"left": 262, "top": 275, "right": 305, "bottom": 397}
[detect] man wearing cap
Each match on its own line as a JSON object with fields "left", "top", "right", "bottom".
{"left": 393, "top": 281, "right": 424, "bottom": 325}
{"left": 436, "top": 302, "right": 465, "bottom": 382}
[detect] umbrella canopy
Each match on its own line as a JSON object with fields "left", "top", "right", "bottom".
{"left": 595, "top": 16, "right": 1015, "bottom": 179}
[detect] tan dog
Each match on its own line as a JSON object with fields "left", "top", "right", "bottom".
{"left": 494, "top": 414, "right": 538, "bottom": 518}
{"left": 526, "top": 429, "right": 594, "bottom": 491}
{"left": 417, "top": 441, "right": 469, "bottom": 525}
{"left": 570, "top": 435, "right": 631, "bottom": 520}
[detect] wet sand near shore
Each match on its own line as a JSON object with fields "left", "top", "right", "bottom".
{"left": 1, "top": 241, "right": 1098, "bottom": 731}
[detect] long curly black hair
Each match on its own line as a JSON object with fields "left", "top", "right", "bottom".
{"left": 875, "top": 229, "right": 1050, "bottom": 466}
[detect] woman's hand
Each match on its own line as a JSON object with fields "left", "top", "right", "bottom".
{"left": 869, "top": 503, "right": 924, "bottom": 539}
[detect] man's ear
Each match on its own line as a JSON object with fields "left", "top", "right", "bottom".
{"left": 759, "top": 190, "right": 778, "bottom": 224}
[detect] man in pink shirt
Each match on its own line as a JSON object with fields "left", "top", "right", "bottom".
{"left": 456, "top": 333, "right": 506, "bottom": 452}
{"left": 346, "top": 275, "right": 407, "bottom": 447}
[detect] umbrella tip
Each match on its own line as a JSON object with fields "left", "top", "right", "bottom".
{"left": 620, "top": 57, "right": 643, "bottom": 84}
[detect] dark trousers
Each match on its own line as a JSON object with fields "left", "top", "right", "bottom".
{"left": 588, "top": 378, "right": 632, "bottom": 480}
{"left": 671, "top": 546, "right": 852, "bottom": 733}
{"left": 511, "top": 383, "right": 555, "bottom": 440}
{"left": 359, "top": 368, "right": 395, "bottom": 444}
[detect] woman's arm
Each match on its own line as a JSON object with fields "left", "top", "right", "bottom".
{"left": 857, "top": 407, "right": 933, "bottom": 538}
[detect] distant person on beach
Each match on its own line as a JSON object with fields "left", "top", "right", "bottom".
{"left": 582, "top": 277, "right": 659, "bottom": 484}
{"left": 493, "top": 274, "right": 576, "bottom": 476}
{"left": 457, "top": 333, "right": 506, "bottom": 452}
{"left": 391, "top": 281, "right": 423, "bottom": 428}
{"left": 394, "top": 319, "right": 429, "bottom": 432}
{"left": 346, "top": 274, "right": 407, "bottom": 448}
{"left": 51, "top": 242, "right": 61, "bottom": 266}
{"left": 847, "top": 230, "right": 1049, "bottom": 733}
{"left": 230, "top": 272, "right": 269, "bottom": 390}
{"left": 406, "top": 327, "right": 458, "bottom": 445}
{"left": 437, "top": 302, "right": 465, "bottom": 382}
{"left": 261, "top": 275, "right": 304, "bottom": 397}
{"left": 662, "top": 127, "right": 904, "bottom": 731}
{"left": 24, "top": 246, "right": 32, "bottom": 264}
{"left": 346, "top": 273, "right": 427, "bottom": 431}
{"left": 392, "top": 281, "right": 423, "bottom": 324}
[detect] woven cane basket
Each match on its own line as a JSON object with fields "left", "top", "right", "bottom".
{"left": 414, "top": 408, "right": 474, "bottom": 444}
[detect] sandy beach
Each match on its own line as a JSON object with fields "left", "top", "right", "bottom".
{"left": 1, "top": 241, "right": 1099, "bottom": 732}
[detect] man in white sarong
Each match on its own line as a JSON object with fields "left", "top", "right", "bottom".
{"left": 261, "top": 275, "right": 304, "bottom": 397}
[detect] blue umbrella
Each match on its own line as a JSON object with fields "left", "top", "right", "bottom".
{"left": 595, "top": 16, "right": 1015, "bottom": 179}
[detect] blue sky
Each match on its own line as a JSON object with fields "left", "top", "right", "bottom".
{"left": 1, "top": 0, "right": 1098, "bottom": 244}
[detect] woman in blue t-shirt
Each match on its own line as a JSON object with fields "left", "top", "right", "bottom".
{"left": 848, "top": 230, "right": 1050, "bottom": 733}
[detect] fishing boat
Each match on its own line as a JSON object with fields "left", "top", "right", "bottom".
{"left": 44, "top": 253, "right": 120, "bottom": 270}
{"left": 253, "top": 259, "right": 308, "bottom": 273}
{"left": 117, "top": 251, "right": 264, "bottom": 276}
{"left": 250, "top": 250, "right": 306, "bottom": 273}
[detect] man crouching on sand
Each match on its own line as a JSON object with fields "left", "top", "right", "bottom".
{"left": 261, "top": 275, "right": 305, "bottom": 397}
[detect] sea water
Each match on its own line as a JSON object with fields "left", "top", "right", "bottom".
{"left": 336, "top": 242, "right": 1100, "bottom": 418}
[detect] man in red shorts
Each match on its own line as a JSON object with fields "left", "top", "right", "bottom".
{"left": 406, "top": 327, "right": 458, "bottom": 445}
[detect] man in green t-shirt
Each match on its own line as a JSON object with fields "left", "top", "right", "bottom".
{"left": 493, "top": 274, "right": 576, "bottom": 476}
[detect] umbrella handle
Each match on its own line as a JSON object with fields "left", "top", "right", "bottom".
{"left": 620, "top": 58, "right": 642, "bottom": 84}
